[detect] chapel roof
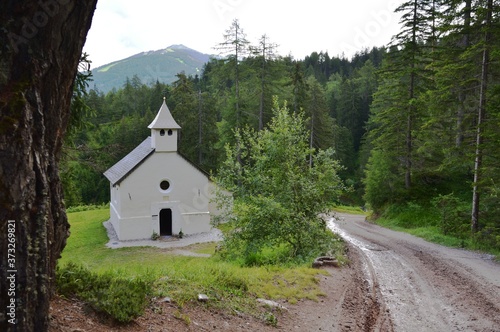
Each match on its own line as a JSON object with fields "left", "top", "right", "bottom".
{"left": 103, "top": 137, "right": 154, "bottom": 185}
{"left": 148, "top": 99, "right": 181, "bottom": 130}
{"left": 103, "top": 136, "right": 210, "bottom": 186}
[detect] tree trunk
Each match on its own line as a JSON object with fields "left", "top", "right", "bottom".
{"left": 455, "top": 0, "right": 472, "bottom": 148}
{"left": 405, "top": 0, "right": 418, "bottom": 191}
{"left": 259, "top": 61, "right": 265, "bottom": 131}
{"left": 471, "top": 0, "right": 492, "bottom": 233}
{"left": 309, "top": 111, "right": 314, "bottom": 168}
{"left": 0, "top": 1, "right": 97, "bottom": 331}
{"left": 198, "top": 90, "right": 203, "bottom": 165}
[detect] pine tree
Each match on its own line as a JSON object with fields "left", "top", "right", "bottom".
{"left": 251, "top": 34, "right": 279, "bottom": 130}
{"left": 215, "top": 19, "right": 250, "bottom": 130}
{"left": 365, "top": 0, "right": 437, "bottom": 209}
{"left": 305, "top": 77, "right": 335, "bottom": 153}
{"left": 170, "top": 73, "right": 198, "bottom": 162}
{"left": 392, "top": 0, "right": 438, "bottom": 189}
{"left": 427, "top": 0, "right": 500, "bottom": 232}
{"left": 288, "top": 61, "right": 309, "bottom": 114}
{"left": 470, "top": 0, "right": 496, "bottom": 232}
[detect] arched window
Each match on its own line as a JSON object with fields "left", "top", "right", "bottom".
{"left": 160, "top": 129, "right": 165, "bottom": 136}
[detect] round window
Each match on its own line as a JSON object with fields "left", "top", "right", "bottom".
{"left": 160, "top": 180, "right": 170, "bottom": 191}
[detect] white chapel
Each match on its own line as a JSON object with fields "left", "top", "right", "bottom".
{"left": 103, "top": 99, "right": 214, "bottom": 240}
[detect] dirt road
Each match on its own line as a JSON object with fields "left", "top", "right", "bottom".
{"left": 328, "top": 213, "right": 500, "bottom": 332}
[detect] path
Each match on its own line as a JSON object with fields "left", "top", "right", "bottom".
{"left": 329, "top": 213, "right": 500, "bottom": 332}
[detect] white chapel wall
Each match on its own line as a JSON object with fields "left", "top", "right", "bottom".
{"left": 114, "top": 152, "right": 212, "bottom": 240}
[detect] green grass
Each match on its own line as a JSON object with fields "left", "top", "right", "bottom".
{"left": 373, "top": 204, "right": 500, "bottom": 260}
{"left": 60, "top": 208, "right": 334, "bottom": 316}
{"left": 190, "top": 242, "right": 218, "bottom": 254}
{"left": 332, "top": 205, "right": 368, "bottom": 215}
{"left": 376, "top": 218, "right": 469, "bottom": 248}
{"left": 61, "top": 208, "right": 111, "bottom": 266}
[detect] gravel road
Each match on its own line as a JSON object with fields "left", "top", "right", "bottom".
{"left": 330, "top": 213, "right": 500, "bottom": 332}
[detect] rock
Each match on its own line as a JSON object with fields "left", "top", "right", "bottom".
{"left": 257, "top": 298, "right": 288, "bottom": 311}
{"left": 161, "top": 297, "right": 171, "bottom": 303}
{"left": 312, "top": 260, "right": 323, "bottom": 268}
{"left": 198, "top": 294, "right": 209, "bottom": 302}
{"left": 312, "top": 256, "right": 339, "bottom": 268}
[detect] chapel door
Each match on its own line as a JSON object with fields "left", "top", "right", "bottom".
{"left": 159, "top": 208, "right": 172, "bottom": 236}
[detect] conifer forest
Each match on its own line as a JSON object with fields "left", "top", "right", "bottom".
{"left": 67, "top": 1, "right": 500, "bottom": 251}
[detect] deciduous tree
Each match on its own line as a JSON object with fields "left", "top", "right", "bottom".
{"left": 213, "top": 98, "right": 346, "bottom": 263}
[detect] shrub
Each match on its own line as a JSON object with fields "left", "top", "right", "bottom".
{"left": 56, "top": 262, "right": 151, "bottom": 323}
{"left": 213, "top": 99, "right": 347, "bottom": 265}
{"left": 264, "top": 312, "right": 278, "bottom": 327}
{"left": 431, "top": 194, "right": 470, "bottom": 237}
{"left": 151, "top": 231, "right": 160, "bottom": 240}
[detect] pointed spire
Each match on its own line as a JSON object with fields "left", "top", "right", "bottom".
{"left": 148, "top": 99, "right": 181, "bottom": 129}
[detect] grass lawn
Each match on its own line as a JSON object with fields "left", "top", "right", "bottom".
{"left": 60, "top": 208, "right": 331, "bottom": 309}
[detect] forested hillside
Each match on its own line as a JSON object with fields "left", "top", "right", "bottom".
{"left": 90, "top": 44, "right": 210, "bottom": 93}
{"left": 66, "top": 1, "right": 499, "bottom": 251}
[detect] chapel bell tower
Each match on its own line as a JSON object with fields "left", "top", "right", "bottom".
{"left": 148, "top": 98, "right": 181, "bottom": 152}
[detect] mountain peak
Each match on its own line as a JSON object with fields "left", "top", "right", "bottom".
{"left": 168, "top": 44, "right": 190, "bottom": 50}
{"left": 90, "top": 45, "right": 210, "bottom": 93}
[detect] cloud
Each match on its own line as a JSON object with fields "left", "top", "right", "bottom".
{"left": 84, "top": 0, "right": 404, "bottom": 67}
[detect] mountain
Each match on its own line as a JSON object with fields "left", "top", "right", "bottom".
{"left": 89, "top": 44, "right": 211, "bottom": 93}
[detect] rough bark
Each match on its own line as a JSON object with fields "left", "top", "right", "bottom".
{"left": 0, "top": 1, "right": 97, "bottom": 331}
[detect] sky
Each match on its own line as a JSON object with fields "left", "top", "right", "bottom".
{"left": 83, "top": 0, "right": 405, "bottom": 68}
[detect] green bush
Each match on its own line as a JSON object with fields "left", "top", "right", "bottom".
{"left": 382, "top": 201, "right": 439, "bottom": 229}
{"left": 363, "top": 149, "right": 405, "bottom": 212}
{"left": 56, "top": 262, "right": 151, "bottom": 323}
{"left": 431, "top": 194, "right": 470, "bottom": 238}
{"left": 475, "top": 226, "right": 500, "bottom": 251}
